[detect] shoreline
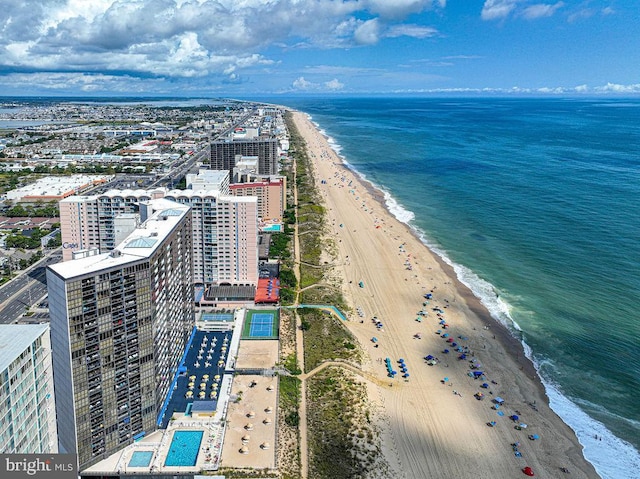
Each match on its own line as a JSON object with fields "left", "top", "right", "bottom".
{"left": 290, "top": 109, "right": 600, "bottom": 479}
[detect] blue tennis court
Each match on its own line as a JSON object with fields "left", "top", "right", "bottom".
{"left": 250, "top": 313, "right": 275, "bottom": 337}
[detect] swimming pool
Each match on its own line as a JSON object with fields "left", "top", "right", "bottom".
{"left": 128, "top": 450, "right": 153, "bottom": 467}
{"left": 164, "top": 430, "right": 203, "bottom": 467}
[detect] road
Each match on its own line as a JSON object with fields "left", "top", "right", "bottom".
{"left": 0, "top": 249, "right": 61, "bottom": 324}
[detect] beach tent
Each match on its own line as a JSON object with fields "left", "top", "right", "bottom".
{"left": 425, "top": 355, "right": 435, "bottom": 361}
{"left": 528, "top": 434, "right": 540, "bottom": 440}
{"left": 481, "top": 383, "right": 489, "bottom": 388}
{"left": 473, "top": 371, "right": 484, "bottom": 377}
{"left": 510, "top": 415, "right": 519, "bottom": 421}
{"left": 494, "top": 397, "right": 505, "bottom": 405}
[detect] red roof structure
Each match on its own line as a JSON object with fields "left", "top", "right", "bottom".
{"left": 254, "top": 278, "right": 280, "bottom": 303}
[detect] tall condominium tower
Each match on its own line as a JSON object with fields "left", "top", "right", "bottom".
{"left": 209, "top": 138, "right": 279, "bottom": 176}
{"left": 58, "top": 186, "right": 258, "bottom": 287}
{"left": 0, "top": 324, "right": 57, "bottom": 454}
{"left": 47, "top": 199, "right": 193, "bottom": 471}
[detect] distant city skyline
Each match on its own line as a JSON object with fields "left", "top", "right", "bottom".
{"left": 0, "top": 0, "right": 638, "bottom": 97}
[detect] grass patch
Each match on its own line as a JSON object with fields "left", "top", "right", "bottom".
{"left": 301, "top": 309, "right": 362, "bottom": 372}
{"left": 307, "top": 369, "right": 387, "bottom": 479}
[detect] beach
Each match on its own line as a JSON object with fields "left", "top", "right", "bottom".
{"left": 291, "top": 110, "right": 600, "bottom": 479}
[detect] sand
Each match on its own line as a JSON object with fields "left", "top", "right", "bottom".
{"left": 291, "top": 110, "right": 600, "bottom": 479}
{"left": 221, "top": 374, "right": 278, "bottom": 470}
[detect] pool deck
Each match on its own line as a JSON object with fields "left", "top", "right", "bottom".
{"left": 81, "top": 308, "right": 280, "bottom": 476}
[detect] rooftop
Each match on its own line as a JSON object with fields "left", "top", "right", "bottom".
{"left": 0, "top": 324, "right": 49, "bottom": 373}
{"left": 49, "top": 199, "right": 190, "bottom": 279}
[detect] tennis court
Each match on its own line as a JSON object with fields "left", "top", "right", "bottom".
{"left": 242, "top": 309, "right": 279, "bottom": 339}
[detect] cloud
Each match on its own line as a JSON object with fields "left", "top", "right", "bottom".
{"left": 324, "top": 78, "right": 345, "bottom": 90}
{"left": 0, "top": 0, "right": 443, "bottom": 85}
{"left": 386, "top": 24, "right": 439, "bottom": 39}
{"left": 481, "top": 0, "right": 520, "bottom": 21}
{"left": 594, "top": 82, "right": 640, "bottom": 94}
{"left": 354, "top": 19, "right": 381, "bottom": 45}
{"left": 291, "top": 75, "right": 344, "bottom": 92}
{"left": 367, "top": 0, "right": 445, "bottom": 19}
{"left": 292, "top": 76, "right": 313, "bottom": 90}
{"left": 521, "top": 2, "right": 564, "bottom": 20}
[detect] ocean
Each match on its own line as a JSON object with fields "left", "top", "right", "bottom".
{"left": 271, "top": 96, "right": 640, "bottom": 479}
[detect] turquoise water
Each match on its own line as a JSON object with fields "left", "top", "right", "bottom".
{"left": 128, "top": 451, "right": 153, "bottom": 467}
{"left": 262, "top": 224, "right": 283, "bottom": 232}
{"left": 270, "top": 96, "right": 640, "bottom": 478}
{"left": 164, "top": 430, "right": 203, "bottom": 467}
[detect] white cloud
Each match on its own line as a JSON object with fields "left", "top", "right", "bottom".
{"left": 481, "top": 0, "right": 520, "bottom": 21}
{"left": 386, "top": 24, "right": 439, "bottom": 39}
{"left": 292, "top": 76, "right": 313, "bottom": 90}
{"left": 521, "top": 2, "right": 564, "bottom": 20}
{"left": 324, "top": 78, "right": 345, "bottom": 90}
{"left": 291, "top": 75, "right": 345, "bottom": 92}
{"left": 595, "top": 83, "right": 640, "bottom": 94}
{"left": 0, "top": 0, "right": 443, "bottom": 83}
{"left": 366, "top": 0, "right": 444, "bottom": 19}
{"left": 354, "top": 19, "right": 381, "bottom": 45}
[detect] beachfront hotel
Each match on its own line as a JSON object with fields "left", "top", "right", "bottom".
{"left": 0, "top": 324, "right": 58, "bottom": 454}
{"left": 58, "top": 180, "right": 259, "bottom": 287}
{"left": 46, "top": 199, "right": 194, "bottom": 470}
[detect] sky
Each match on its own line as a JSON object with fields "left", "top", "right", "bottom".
{"left": 0, "top": 0, "right": 638, "bottom": 97}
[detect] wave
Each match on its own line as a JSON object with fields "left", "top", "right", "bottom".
{"left": 313, "top": 116, "right": 639, "bottom": 477}
{"left": 543, "top": 377, "right": 640, "bottom": 479}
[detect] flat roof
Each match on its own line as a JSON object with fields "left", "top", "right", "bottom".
{"left": 49, "top": 199, "right": 190, "bottom": 280}
{"left": 0, "top": 324, "right": 49, "bottom": 373}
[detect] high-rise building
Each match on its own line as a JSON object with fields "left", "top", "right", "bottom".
{"left": 59, "top": 187, "right": 258, "bottom": 287}
{"left": 0, "top": 324, "right": 57, "bottom": 454}
{"left": 209, "top": 138, "right": 279, "bottom": 176}
{"left": 231, "top": 170, "right": 286, "bottom": 223}
{"left": 47, "top": 200, "right": 193, "bottom": 471}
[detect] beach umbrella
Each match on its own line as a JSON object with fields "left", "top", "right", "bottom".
{"left": 425, "top": 355, "right": 435, "bottom": 361}
{"left": 260, "top": 442, "right": 271, "bottom": 450}
{"left": 442, "top": 333, "right": 449, "bottom": 338}
{"left": 263, "top": 418, "right": 272, "bottom": 424}
{"left": 242, "top": 434, "right": 250, "bottom": 443}
{"left": 510, "top": 415, "right": 519, "bottom": 421}
{"left": 239, "top": 446, "right": 249, "bottom": 454}
{"left": 443, "top": 377, "right": 449, "bottom": 382}
{"left": 443, "top": 349, "right": 449, "bottom": 354}
{"left": 447, "top": 338, "right": 454, "bottom": 343}
{"left": 247, "top": 411, "right": 256, "bottom": 418}
{"left": 245, "top": 423, "right": 254, "bottom": 430}
{"left": 481, "top": 383, "right": 489, "bottom": 388}
{"left": 522, "top": 466, "right": 534, "bottom": 476}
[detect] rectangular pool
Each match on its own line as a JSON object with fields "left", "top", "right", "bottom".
{"left": 128, "top": 451, "right": 153, "bottom": 468}
{"left": 164, "top": 430, "right": 203, "bottom": 467}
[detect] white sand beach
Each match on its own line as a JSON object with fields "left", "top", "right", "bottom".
{"left": 291, "top": 110, "right": 600, "bottom": 479}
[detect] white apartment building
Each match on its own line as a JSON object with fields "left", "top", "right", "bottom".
{"left": 0, "top": 324, "right": 58, "bottom": 454}
{"left": 59, "top": 186, "right": 258, "bottom": 286}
